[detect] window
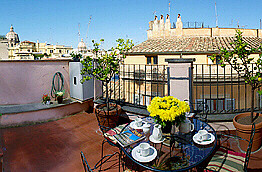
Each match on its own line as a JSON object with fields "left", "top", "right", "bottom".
{"left": 11, "top": 44, "right": 13, "bottom": 47}
{"left": 50, "top": 50, "right": 53, "bottom": 53}
{"left": 195, "top": 98, "right": 235, "bottom": 112}
{"left": 59, "top": 50, "right": 62, "bottom": 53}
{"left": 146, "top": 56, "right": 158, "bottom": 65}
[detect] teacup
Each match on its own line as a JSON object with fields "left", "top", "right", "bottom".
{"left": 142, "top": 122, "right": 151, "bottom": 134}
{"left": 197, "top": 130, "right": 210, "bottom": 141}
{"left": 137, "top": 142, "right": 150, "bottom": 157}
{"left": 135, "top": 117, "right": 143, "bottom": 127}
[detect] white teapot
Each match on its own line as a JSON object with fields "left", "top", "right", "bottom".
{"left": 179, "top": 119, "right": 194, "bottom": 133}
{"left": 152, "top": 124, "right": 163, "bottom": 141}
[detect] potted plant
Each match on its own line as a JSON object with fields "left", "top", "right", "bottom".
{"left": 211, "top": 29, "right": 262, "bottom": 151}
{"left": 147, "top": 96, "right": 190, "bottom": 134}
{"left": 81, "top": 39, "right": 133, "bottom": 128}
{"left": 55, "top": 90, "right": 65, "bottom": 104}
{"left": 42, "top": 94, "right": 51, "bottom": 105}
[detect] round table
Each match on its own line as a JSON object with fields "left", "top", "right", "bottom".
{"left": 121, "top": 117, "right": 217, "bottom": 171}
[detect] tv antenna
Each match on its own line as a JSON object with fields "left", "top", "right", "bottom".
{"left": 85, "top": 15, "right": 92, "bottom": 44}
{"left": 78, "top": 23, "right": 81, "bottom": 43}
{"left": 168, "top": 1, "right": 171, "bottom": 15}
{"left": 215, "top": 2, "right": 218, "bottom": 27}
{"left": 229, "top": 19, "right": 233, "bottom": 26}
{"left": 153, "top": 11, "right": 156, "bottom": 16}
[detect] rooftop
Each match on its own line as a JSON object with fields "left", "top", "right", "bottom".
{"left": 128, "top": 37, "right": 262, "bottom": 54}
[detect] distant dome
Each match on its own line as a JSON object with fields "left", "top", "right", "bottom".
{"left": 6, "top": 25, "right": 19, "bottom": 43}
{"left": 78, "top": 38, "right": 87, "bottom": 50}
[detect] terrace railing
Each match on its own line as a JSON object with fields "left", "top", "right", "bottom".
{"left": 193, "top": 64, "right": 262, "bottom": 115}
{"left": 101, "top": 64, "right": 169, "bottom": 108}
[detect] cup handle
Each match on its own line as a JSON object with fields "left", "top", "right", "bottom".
{"left": 190, "top": 123, "right": 194, "bottom": 131}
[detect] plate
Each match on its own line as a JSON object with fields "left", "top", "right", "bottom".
{"left": 193, "top": 132, "right": 215, "bottom": 145}
{"left": 149, "top": 135, "right": 165, "bottom": 143}
{"left": 130, "top": 121, "right": 145, "bottom": 129}
{"left": 131, "top": 145, "right": 157, "bottom": 163}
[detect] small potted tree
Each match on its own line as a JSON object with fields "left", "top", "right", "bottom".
{"left": 81, "top": 39, "right": 133, "bottom": 128}
{"left": 70, "top": 52, "right": 83, "bottom": 62}
{"left": 211, "top": 29, "right": 262, "bottom": 151}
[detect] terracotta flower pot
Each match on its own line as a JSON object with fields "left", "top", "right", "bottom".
{"left": 57, "top": 96, "right": 63, "bottom": 104}
{"left": 94, "top": 104, "right": 121, "bottom": 130}
{"left": 233, "top": 112, "right": 262, "bottom": 152}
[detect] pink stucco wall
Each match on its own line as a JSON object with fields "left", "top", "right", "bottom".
{"left": 0, "top": 60, "right": 70, "bottom": 105}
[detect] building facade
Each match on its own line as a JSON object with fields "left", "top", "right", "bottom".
{"left": 6, "top": 26, "right": 73, "bottom": 60}
{"left": 122, "top": 14, "right": 262, "bottom": 113}
{"left": 125, "top": 14, "right": 262, "bottom": 65}
{"left": 0, "top": 36, "right": 8, "bottom": 59}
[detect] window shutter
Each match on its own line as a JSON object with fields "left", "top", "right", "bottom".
{"left": 225, "top": 98, "right": 235, "bottom": 111}
{"left": 216, "top": 99, "right": 224, "bottom": 111}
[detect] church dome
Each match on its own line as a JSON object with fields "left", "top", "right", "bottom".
{"left": 78, "top": 38, "right": 87, "bottom": 50}
{"left": 6, "top": 25, "right": 19, "bottom": 43}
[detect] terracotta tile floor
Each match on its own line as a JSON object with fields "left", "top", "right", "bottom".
{"left": 1, "top": 112, "right": 120, "bottom": 172}
{"left": 1, "top": 112, "right": 262, "bottom": 172}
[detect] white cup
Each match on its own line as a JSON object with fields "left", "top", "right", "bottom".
{"left": 137, "top": 142, "right": 150, "bottom": 157}
{"left": 142, "top": 123, "right": 151, "bottom": 134}
{"left": 198, "top": 130, "right": 210, "bottom": 141}
{"left": 135, "top": 117, "right": 143, "bottom": 127}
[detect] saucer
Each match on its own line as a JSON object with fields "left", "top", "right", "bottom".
{"left": 193, "top": 132, "right": 215, "bottom": 145}
{"left": 130, "top": 121, "right": 144, "bottom": 129}
{"left": 131, "top": 145, "right": 157, "bottom": 163}
{"left": 149, "top": 135, "right": 165, "bottom": 143}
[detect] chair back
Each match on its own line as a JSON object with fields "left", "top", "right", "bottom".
{"left": 190, "top": 100, "right": 209, "bottom": 122}
{"left": 80, "top": 151, "right": 93, "bottom": 172}
{"left": 244, "top": 123, "right": 256, "bottom": 171}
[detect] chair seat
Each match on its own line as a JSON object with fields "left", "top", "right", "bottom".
{"left": 206, "top": 147, "right": 246, "bottom": 172}
{"left": 103, "top": 123, "right": 128, "bottom": 144}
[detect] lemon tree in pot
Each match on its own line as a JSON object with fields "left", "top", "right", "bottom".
{"left": 211, "top": 29, "right": 262, "bottom": 151}
{"left": 81, "top": 39, "right": 133, "bottom": 129}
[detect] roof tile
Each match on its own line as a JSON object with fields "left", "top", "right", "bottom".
{"left": 129, "top": 37, "right": 262, "bottom": 54}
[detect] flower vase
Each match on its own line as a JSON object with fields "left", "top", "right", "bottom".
{"left": 46, "top": 101, "right": 50, "bottom": 105}
{"left": 57, "top": 96, "right": 63, "bottom": 104}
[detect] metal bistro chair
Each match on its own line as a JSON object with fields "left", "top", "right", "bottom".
{"left": 93, "top": 104, "right": 128, "bottom": 171}
{"left": 81, "top": 151, "right": 93, "bottom": 172}
{"left": 205, "top": 123, "right": 256, "bottom": 172}
{"left": 190, "top": 100, "right": 209, "bottom": 123}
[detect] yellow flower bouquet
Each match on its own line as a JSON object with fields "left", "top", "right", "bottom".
{"left": 147, "top": 96, "right": 190, "bottom": 128}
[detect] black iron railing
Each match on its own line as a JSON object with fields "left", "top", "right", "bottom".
{"left": 102, "top": 64, "right": 169, "bottom": 108}
{"left": 193, "top": 64, "right": 262, "bottom": 114}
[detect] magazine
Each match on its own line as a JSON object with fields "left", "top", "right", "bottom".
{"left": 113, "top": 127, "right": 146, "bottom": 147}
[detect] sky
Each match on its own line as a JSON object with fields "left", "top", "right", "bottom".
{"left": 1, "top": 0, "right": 262, "bottom": 50}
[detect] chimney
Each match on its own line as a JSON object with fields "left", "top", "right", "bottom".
{"left": 153, "top": 16, "right": 159, "bottom": 33}
{"left": 149, "top": 21, "right": 153, "bottom": 30}
{"left": 165, "top": 14, "right": 171, "bottom": 29}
